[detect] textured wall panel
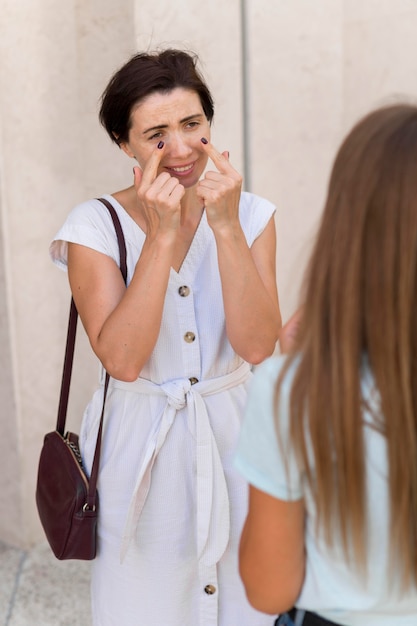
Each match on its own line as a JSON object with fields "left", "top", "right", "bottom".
{"left": 133, "top": 0, "right": 244, "bottom": 176}
{"left": 344, "top": 6, "right": 417, "bottom": 129}
{"left": 245, "top": 0, "right": 343, "bottom": 322}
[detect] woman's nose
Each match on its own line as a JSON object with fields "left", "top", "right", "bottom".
{"left": 165, "top": 133, "right": 193, "bottom": 158}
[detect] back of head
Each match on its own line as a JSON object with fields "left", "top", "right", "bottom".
{"left": 308, "top": 103, "right": 417, "bottom": 368}
{"left": 99, "top": 49, "right": 214, "bottom": 146}
{"left": 283, "top": 103, "right": 417, "bottom": 587}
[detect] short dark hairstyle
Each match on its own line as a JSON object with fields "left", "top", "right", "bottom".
{"left": 99, "top": 49, "right": 215, "bottom": 146}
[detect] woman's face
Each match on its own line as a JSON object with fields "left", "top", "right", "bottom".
{"left": 120, "top": 87, "right": 211, "bottom": 189}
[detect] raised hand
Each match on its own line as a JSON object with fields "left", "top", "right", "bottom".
{"left": 133, "top": 142, "right": 185, "bottom": 236}
{"left": 196, "top": 138, "right": 242, "bottom": 231}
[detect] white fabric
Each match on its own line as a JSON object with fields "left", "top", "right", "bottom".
{"left": 50, "top": 192, "right": 276, "bottom": 626}
{"left": 235, "top": 356, "right": 417, "bottom": 626}
{"left": 115, "top": 362, "right": 251, "bottom": 564}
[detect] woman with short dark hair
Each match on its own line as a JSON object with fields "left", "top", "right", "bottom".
{"left": 50, "top": 49, "right": 281, "bottom": 625}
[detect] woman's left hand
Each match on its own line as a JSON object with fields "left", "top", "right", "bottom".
{"left": 196, "top": 139, "right": 242, "bottom": 231}
{"left": 195, "top": 139, "right": 281, "bottom": 364}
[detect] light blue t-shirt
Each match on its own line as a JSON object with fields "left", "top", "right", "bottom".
{"left": 235, "top": 355, "right": 417, "bottom": 626}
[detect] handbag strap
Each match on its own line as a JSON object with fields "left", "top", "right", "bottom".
{"left": 55, "top": 197, "right": 128, "bottom": 508}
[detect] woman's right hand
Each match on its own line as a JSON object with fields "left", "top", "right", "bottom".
{"left": 68, "top": 143, "right": 186, "bottom": 382}
{"left": 133, "top": 142, "right": 185, "bottom": 237}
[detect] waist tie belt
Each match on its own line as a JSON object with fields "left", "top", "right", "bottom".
{"left": 106, "top": 362, "right": 252, "bottom": 564}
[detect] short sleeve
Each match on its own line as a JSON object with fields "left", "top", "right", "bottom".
{"left": 238, "top": 192, "right": 276, "bottom": 247}
{"left": 49, "top": 197, "right": 123, "bottom": 272}
{"left": 234, "top": 356, "right": 303, "bottom": 501}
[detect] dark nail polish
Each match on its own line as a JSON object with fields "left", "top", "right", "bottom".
{"left": 157, "top": 141, "right": 164, "bottom": 149}
{"left": 201, "top": 137, "right": 208, "bottom": 145}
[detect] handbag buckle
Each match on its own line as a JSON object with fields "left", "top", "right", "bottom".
{"left": 83, "top": 503, "right": 96, "bottom": 512}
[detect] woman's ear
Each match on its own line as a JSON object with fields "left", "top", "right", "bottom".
{"left": 119, "top": 141, "right": 135, "bottom": 159}
{"left": 112, "top": 132, "right": 135, "bottom": 158}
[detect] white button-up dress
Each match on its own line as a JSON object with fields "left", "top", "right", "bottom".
{"left": 50, "top": 192, "right": 276, "bottom": 626}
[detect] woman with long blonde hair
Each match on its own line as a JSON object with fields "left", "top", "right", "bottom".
{"left": 235, "top": 104, "right": 417, "bottom": 626}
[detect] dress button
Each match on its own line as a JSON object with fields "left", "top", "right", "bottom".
{"left": 184, "top": 332, "right": 195, "bottom": 343}
{"left": 178, "top": 285, "right": 190, "bottom": 297}
{"left": 189, "top": 377, "right": 199, "bottom": 385}
{"left": 204, "top": 584, "right": 216, "bottom": 595}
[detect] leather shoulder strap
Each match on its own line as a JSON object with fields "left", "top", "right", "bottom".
{"left": 96, "top": 197, "right": 127, "bottom": 283}
{"left": 55, "top": 199, "right": 127, "bottom": 436}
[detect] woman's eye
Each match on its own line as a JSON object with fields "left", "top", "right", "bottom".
{"left": 186, "top": 121, "right": 200, "bottom": 129}
{"left": 149, "top": 132, "right": 163, "bottom": 141}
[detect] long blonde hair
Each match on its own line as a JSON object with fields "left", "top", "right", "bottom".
{"left": 278, "top": 104, "right": 417, "bottom": 587}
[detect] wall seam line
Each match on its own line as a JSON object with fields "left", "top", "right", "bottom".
{"left": 240, "top": 0, "right": 252, "bottom": 191}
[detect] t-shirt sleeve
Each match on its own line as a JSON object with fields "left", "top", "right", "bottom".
{"left": 49, "top": 199, "right": 121, "bottom": 271}
{"left": 234, "top": 356, "right": 303, "bottom": 501}
{"left": 239, "top": 192, "right": 276, "bottom": 247}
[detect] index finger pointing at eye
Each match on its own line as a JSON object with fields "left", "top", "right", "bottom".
{"left": 141, "top": 141, "right": 165, "bottom": 186}
{"left": 200, "top": 138, "right": 231, "bottom": 173}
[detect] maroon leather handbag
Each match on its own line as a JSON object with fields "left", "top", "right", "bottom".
{"left": 36, "top": 198, "right": 127, "bottom": 560}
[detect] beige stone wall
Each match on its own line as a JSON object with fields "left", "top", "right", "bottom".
{"left": 1, "top": 0, "right": 417, "bottom": 548}
{"left": 246, "top": 1, "right": 344, "bottom": 322}
{"left": 344, "top": 1, "right": 417, "bottom": 128}
{"left": 0, "top": 0, "right": 136, "bottom": 547}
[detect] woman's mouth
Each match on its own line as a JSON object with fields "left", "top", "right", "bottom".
{"left": 166, "top": 163, "right": 194, "bottom": 176}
